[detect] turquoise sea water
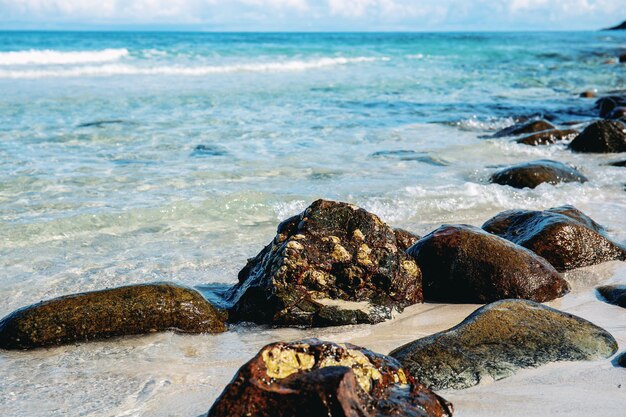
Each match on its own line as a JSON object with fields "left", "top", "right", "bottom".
{"left": 1, "top": 32, "right": 626, "bottom": 416}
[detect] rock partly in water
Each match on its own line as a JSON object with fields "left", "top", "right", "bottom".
{"left": 596, "top": 96, "right": 626, "bottom": 118}
{"left": 208, "top": 339, "right": 453, "bottom": 417}
{"left": 406, "top": 224, "right": 569, "bottom": 303}
{"left": 482, "top": 206, "right": 626, "bottom": 271}
{"left": 492, "top": 119, "right": 556, "bottom": 138}
{"left": 515, "top": 129, "right": 578, "bottom": 146}
{"left": 489, "top": 159, "right": 587, "bottom": 189}
{"left": 608, "top": 159, "right": 626, "bottom": 167}
{"left": 620, "top": 54, "right": 626, "bottom": 63}
{"left": 390, "top": 299, "right": 618, "bottom": 390}
{"left": 569, "top": 120, "right": 626, "bottom": 153}
{"left": 580, "top": 90, "right": 597, "bottom": 98}
{"left": 227, "top": 199, "right": 423, "bottom": 327}
{"left": 614, "top": 351, "right": 626, "bottom": 368}
{"left": 597, "top": 285, "right": 626, "bottom": 308}
{"left": 0, "top": 282, "right": 226, "bottom": 350}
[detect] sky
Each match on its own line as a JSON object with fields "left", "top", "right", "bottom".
{"left": 0, "top": 0, "right": 624, "bottom": 31}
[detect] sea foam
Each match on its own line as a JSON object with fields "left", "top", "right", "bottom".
{"left": 0, "top": 48, "right": 130, "bottom": 66}
{"left": 0, "top": 56, "right": 385, "bottom": 78}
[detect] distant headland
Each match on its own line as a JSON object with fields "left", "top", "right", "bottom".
{"left": 604, "top": 20, "right": 626, "bottom": 30}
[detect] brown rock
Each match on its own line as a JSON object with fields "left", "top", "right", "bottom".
{"left": 569, "top": 120, "right": 626, "bottom": 153}
{"left": 490, "top": 159, "right": 587, "bottom": 189}
{"left": 0, "top": 282, "right": 226, "bottom": 349}
{"left": 227, "top": 199, "right": 422, "bottom": 327}
{"left": 406, "top": 224, "right": 569, "bottom": 303}
{"left": 492, "top": 119, "right": 556, "bottom": 138}
{"left": 580, "top": 91, "right": 597, "bottom": 98}
{"left": 208, "top": 339, "right": 453, "bottom": 417}
{"left": 482, "top": 206, "right": 626, "bottom": 271}
{"left": 394, "top": 228, "right": 420, "bottom": 251}
{"left": 515, "top": 129, "right": 578, "bottom": 145}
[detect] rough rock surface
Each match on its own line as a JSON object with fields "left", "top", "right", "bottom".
{"left": 394, "top": 228, "right": 420, "bottom": 251}
{"left": 482, "top": 206, "right": 626, "bottom": 271}
{"left": 390, "top": 299, "right": 618, "bottom": 390}
{"left": 515, "top": 129, "right": 578, "bottom": 145}
{"left": 406, "top": 224, "right": 569, "bottom": 303}
{"left": 492, "top": 119, "right": 555, "bottom": 138}
{"left": 0, "top": 282, "right": 226, "bottom": 349}
{"left": 227, "top": 199, "right": 422, "bottom": 327}
{"left": 569, "top": 120, "right": 626, "bottom": 152}
{"left": 489, "top": 159, "right": 587, "bottom": 189}
{"left": 208, "top": 339, "right": 453, "bottom": 417}
{"left": 597, "top": 285, "right": 626, "bottom": 308}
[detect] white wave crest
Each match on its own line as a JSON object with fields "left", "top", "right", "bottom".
{"left": 0, "top": 56, "right": 385, "bottom": 79}
{"left": 0, "top": 48, "right": 129, "bottom": 66}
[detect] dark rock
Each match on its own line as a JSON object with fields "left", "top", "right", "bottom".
{"left": 0, "top": 282, "right": 226, "bottom": 349}
{"left": 620, "top": 54, "right": 626, "bottom": 63}
{"left": 482, "top": 206, "right": 626, "bottom": 271}
{"left": 609, "top": 106, "right": 626, "bottom": 119}
{"left": 604, "top": 20, "right": 626, "bottom": 30}
{"left": 490, "top": 159, "right": 587, "bottom": 189}
{"left": 390, "top": 299, "right": 618, "bottom": 390}
{"left": 608, "top": 160, "right": 626, "bottom": 167}
{"left": 569, "top": 120, "right": 626, "bottom": 152}
{"left": 77, "top": 119, "right": 126, "bottom": 128}
{"left": 597, "top": 285, "right": 626, "bottom": 308}
{"left": 208, "top": 339, "right": 453, "bottom": 417}
{"left": 227, "top": 199, "right": 423, "bottom": 327}
{"left": 595, "top": 96, "right": 626, "bottom": 118}
{"left": 406, "top": 225, "right": 569, "bottom": 303}
{"left": 515, "top": 129, "right": 578, "bottom": 145}
{"left": 394, "top": 228, "right": 420, "bottom": 251}
{"left": 614, "top": 352, "right": 626, "bottom": 368}
{"left": 580, "top": 91, "right": 597, "bottom": 98}
{"left": 492, "top": 119, "right": 556, "bottom": 138}
{"left": 192, "top": 144, "right": 228, "bottom": 157}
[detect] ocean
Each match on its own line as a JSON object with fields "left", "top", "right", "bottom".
{"left": 1, "top": 31, "right": 625, "bottom": 416}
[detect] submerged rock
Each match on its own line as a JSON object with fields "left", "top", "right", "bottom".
{"left": 227, "top": 199, "right": 422, "bottom": 327}
{"left": 482, "top": 206, "right": 626, "bottom": 271}
{"left": 492, "top": 119, "right": 555, "bottom": 138}
{"left": 0, "top": 282, "right": 226, "bottom": 349}
{"left": 614, "top": 352, "right": 626, "bottom": 368}
{"left": 406, "top": 225, "right": 569, "bottom": 303}
{"left": 208, "top": 339, "right": 453, "bottom": 417}
{"left": 515, "top": 129, "right": 578, "bottom": 145}
{"left": 597, "top": 285, "right": 626, "bottom": 308}
{"left": 596, "top": 96, "right": 626, "bottom": 118}
{"left": 489, "top": 159, "right": 587, "bottom": 189}
{"left": 569, "top": 120, "right": 626, "bottom": 152}
{"left": 390, "top": 299, "right": 618, "bottom": 390}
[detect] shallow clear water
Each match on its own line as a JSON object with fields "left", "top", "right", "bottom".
{"left": 1, "top": 31, "right": 625, "bottom": 416}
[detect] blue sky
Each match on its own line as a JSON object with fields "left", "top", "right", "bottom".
{"left": 0, "top": 0, "right": 624, "bottom": 31}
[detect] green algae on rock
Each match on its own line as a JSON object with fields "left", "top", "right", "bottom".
{"left": 226, "top": 199, "right": 423, "bottom": 327}
{"left": 482, "top": 206, "right": 626, "bottom": 272}
{"left": 208, "top": 339, "right": 453, "bottom": 417}
{"left": 597, "top": 285, "right": 626, "bottom": 308}
{"left": 0, "top": 282, "right": 226, "bottom": 349}
{"left": 406, "top": 224, "right": 569, "bottom": 303}
{"left": 390, "top": 299, "right": 618, "bottom": 391}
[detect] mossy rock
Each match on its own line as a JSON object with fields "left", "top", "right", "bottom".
{"left": 391, "top": 299, "right": 618, "bottom": 390}
{"left": 0, "top": 282, "right": 226, "bottom": 349}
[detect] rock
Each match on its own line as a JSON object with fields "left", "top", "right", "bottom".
{"left": 390, "top": 299, "right": 618, "bottom": 390}
{"left": 604, "top": 20, "right": 626, "bottom": 30}
{"left": 608, "top": 159, "right": 626, "bottom": 167}
{"left": 0, "top": 282, "right": 226, "bottom": 349}
{"left": 489, "top": 159, "right": 587, "bottom": 189}
{"left": 482, "top": 206, "right": 626, "bottom": 271}
{"left": 595, "top": 96, "right": 626, "bottom": 118}
{"left": 614, "top": 352, "right": 626, "bottom": 368}
{"left": 609, "top": 106, "right": 626, "bottom": 119}
{"left": 208, "top": 339, "right": 453, "bottom": 417}
{"left": 515, "top": 129, "right": 578, "bottom": 145}
{"left": 227, "top": 199, "right": 422, "bottom": 327}
{"left": 569, "top": 120, "right": 626, "bottom": 152}
{"left": 192, "top": 144, "right": 228, "bottom": 157}
{"left": 597, "top": 285, "right": 626, "bottom": 308}
{"left": 77, "top": 119, "right": 126, "bottom": 128}
{"left": 620, "top": 54, "right": 626, "bottom": 63}
{"left": 580, "top": 91, "right": 597, "bottom": 98}
{"left": 406, "top": 224, "right": 569, "bottom": 303}
{"left": 492, "top": 119, "right": 556, "bottom": 138}
{"left": 394, "top": 228, "right": 420, "bottom": 251}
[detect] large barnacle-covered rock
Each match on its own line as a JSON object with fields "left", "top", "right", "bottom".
{"left": 226, "top": 199, "right": 423, "bottom": 327}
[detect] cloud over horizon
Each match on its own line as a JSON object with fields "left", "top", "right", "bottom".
{"left": 0, "top": 0, "right": 623, "bottom": 30}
